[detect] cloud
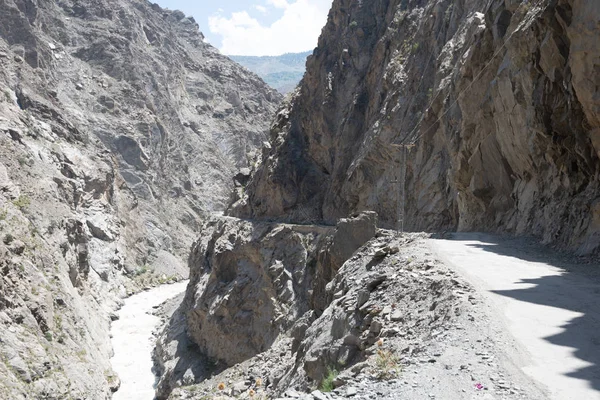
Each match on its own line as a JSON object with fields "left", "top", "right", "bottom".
{"left": 209, "top": 0, "right": 332, "bottom": 56}
{"left": 266, "top": 0, "right": 290, "bottom": 8}
{"left": 254, "top": 5, "right": 268, "bottom": 14}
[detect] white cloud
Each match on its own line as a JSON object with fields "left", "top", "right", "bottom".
{"left": 266, "top": 0, "right": 290, "bottom": 8}
{"left": 254, "top": 5, "right": 268, "bottom": 14}
{"left": 209, "top": 0, "right": 332, "bottom": 56}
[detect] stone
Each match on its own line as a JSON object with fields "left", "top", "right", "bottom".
{"left": 390, "top": 310, "right": 403, "bottom": 322}
{"left": 311, "top": 390, "right": 328, "bottom": 400}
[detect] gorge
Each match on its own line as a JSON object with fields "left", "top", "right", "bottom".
{"left": 0, "top": 0, "right": 598, "bottom": 399}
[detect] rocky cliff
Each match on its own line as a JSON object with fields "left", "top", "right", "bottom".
{"left": 162, "top": 0, "right": 599, "bottom": 397}
{"left": 231, "top": 0, "right": 600, "bottom": 255}
{"left": 0, "top": 0, "right": 280, "bottom": 398}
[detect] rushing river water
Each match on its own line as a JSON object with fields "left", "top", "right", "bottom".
{"left": 110, "top": 281, "right": 188, "bottom": 400}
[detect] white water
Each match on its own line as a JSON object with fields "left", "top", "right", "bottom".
{"left": 110, "top": 281, "right": 188, "bottom": 400}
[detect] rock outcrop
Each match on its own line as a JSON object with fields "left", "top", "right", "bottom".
{"left": 231, "top": 0, "right": 600, "bottom": 255}
{"left": 155, "top": 213, "right": 380, "bottom": 397}
{"left": 0, "top": 0, "right": 280, "bottom": 397}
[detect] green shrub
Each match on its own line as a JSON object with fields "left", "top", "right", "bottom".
{"left": 319, "top": 367, "right": 338, "bottom": 392}
{"left": 3, "top": 233, "right": 14, "bottom": 244}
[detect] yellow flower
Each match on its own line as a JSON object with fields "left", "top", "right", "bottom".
{"left": 255, "top": 378, "right": 263, "bottom": 387}
{"left": 217, "top": 382, "right": 226, "bottom": 391}
{"left": 249, "top": 389, "right": 256, "bottom": 397}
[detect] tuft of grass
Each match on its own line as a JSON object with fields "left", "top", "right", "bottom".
{"left": 134, "top": 266, "right": 149, "bottom": 276}
{"left": 12, "top": 195, "right": 31, "bottom": 210}
{"left": 44, "top": 331, "right": 53, "bottom": 342}
{"left": 375, "top": 349, "right": 401, "bottom": 380}
{"left": 349, "top": 20, "right": 358, "bottom": 28}
{"left": 319, "top": 367, "right": 338, "bottom": 392}
{"left": 76, "top": 349, "right": 87, "bottom": 362}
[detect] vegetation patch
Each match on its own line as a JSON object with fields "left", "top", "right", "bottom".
{"left": 319, "top": 367, "right": 338, "bottom": 392}
{"left": 13, "top": 195, "right": 31, "bottom": 210}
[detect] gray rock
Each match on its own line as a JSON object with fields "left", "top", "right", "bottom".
{"left": 229, "top": 0, "right": 600, "bottom": 256}
{"left": 311, "top": 390, "right": 328, "bottom": 400}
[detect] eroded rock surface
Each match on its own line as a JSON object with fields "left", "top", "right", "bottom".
{"left": 230, "top": 0, "right": 600, "bottom": 255}
{"left": 0, "top": 0, "right": 279, "bottom": 397}
{"left": 155, "top": 213, "right": 383, "bottom": 397}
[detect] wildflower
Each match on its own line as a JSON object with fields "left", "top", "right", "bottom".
{"left": 249, "top": 389, "right": 256, "bottom": 397}
{"left": 474, "top": 383, "right": 484, "bottom": 390}
{"left": 217, "top": 382, "right": 226, "bottom": 391}
{"left": 255, "top": 378, "right": 263, "bottom": 387}
{"left": 376, "top": 338, "right": 384, "bottom": 347}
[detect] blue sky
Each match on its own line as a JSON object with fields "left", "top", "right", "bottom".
{"left": 153, "top": 0, "right": 333, "bottom": 56}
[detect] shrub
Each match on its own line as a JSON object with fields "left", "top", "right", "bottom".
{"left": 319, "top": 367, "right": 338, "bottom": 392}
{"left": 375, "top": 349, "right": 401, "bottom": 380}
{"left": 3, "top": 233, "right": 14, "bottom": 244}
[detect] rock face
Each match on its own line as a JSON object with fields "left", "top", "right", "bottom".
{"left": 231, "top": 0, "right": 600, "bottom": 255}
{"left": 155, "top": 213, "right": 380, "bottom": 397}
{"left": 167, "top": 0, "right": 599, "bottom": 397}
{"left": 0, "top": 0, "right": 279, "bottom": 397}
{"left": 165, "top": 230, "right": 483, "bottom": 399}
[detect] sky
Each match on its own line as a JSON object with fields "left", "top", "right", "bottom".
{"left": 153, "top": 0, "right": 333, "bottom": 56}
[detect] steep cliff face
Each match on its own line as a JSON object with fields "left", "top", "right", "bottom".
{"left": 0, "top": 0, "right": 279, "bottom": 397}
{"left": 231, "top": 0, "right": 600, "bottom": 254}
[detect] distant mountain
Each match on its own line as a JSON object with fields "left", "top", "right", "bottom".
{"left": 230, "top": 51, "right": 312, "bottom": 94}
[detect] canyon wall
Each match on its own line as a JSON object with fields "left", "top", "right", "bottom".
{"left": 231, "top": 0, "right": 600, "bottom": 255}
{"left": 0, "top": 0, "right": 279, "bottom": 398}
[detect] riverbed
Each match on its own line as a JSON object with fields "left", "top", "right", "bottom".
{"left": 110, "top": 281, "right": 188, "bottom": 400}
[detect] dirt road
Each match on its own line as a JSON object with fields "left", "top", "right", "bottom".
{"left": 430, "top": 233, "right": 600, "bottom": 400}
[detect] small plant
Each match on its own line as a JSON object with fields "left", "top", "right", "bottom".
{"left": 375, "top": 349, "right": 401, "bottom": 380}
{"left": 411, "top": 43, "right": 420, "bottom": 52}
{"left": 349, "top": 20, "right": 358, "bottom": 28}
{"left": 3, "top": 233, "right": 14, "bottom": 244}
{"left": 76, "top": 349, "right": 87, "bottom": 362}
{"left": 105, "top": 370, "right": 117, "bottom": 385}
{"left": 0, "top": 209, "right": 7, "bottom": 220}
{"left": 13, "top": 195, "right": 31, "bottom": 210}
{"left": 319, "top": 367, "right": 338, "bottom": 392}
{"left": 17, "top": 156, "right": 29, "bottom": 167}
{"left": 44, "top": 331, "right": 53, "bottom": 342}
{"left": 134, "top": 266, "right": 149, "bottom": 276}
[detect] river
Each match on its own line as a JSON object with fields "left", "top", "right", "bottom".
{"left": 110, "top": 281, "right": 188, "bottom": 400}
